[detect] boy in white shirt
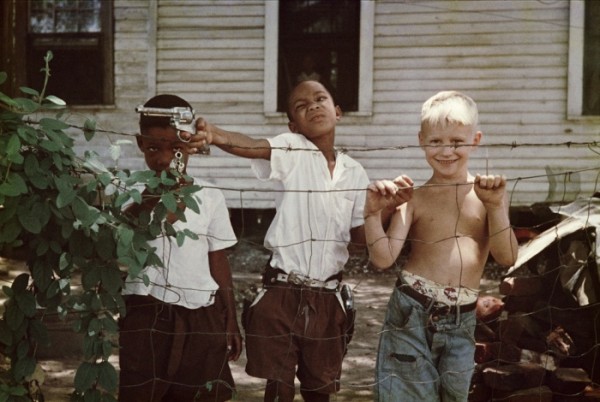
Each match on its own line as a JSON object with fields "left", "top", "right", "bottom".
{"left": 119, "top": 94, "right": 241, "bottom": 402}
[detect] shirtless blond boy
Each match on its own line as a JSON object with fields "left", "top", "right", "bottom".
{"left": 364, "top": 91, "right": 518, "bottom": 402}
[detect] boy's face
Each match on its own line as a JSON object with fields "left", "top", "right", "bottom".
{"left": 418, "top": 123, "right": 481, "bottom": 180}
{"left": 287, "top": 81, "right": 341, "bottom": 140}
{"left": 137, "top": 126, "right": 190, "bottom": 174}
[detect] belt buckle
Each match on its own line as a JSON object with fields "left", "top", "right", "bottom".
{"left": 431, "top": 302, "right": 451, "bottom": 316}
{"left": 287, "top": 271, "right": 306, "bottom": 286}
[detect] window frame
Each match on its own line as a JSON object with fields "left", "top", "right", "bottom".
{"left": 263, "top": 0, "right": 374, "bottom": 119}
{"left": 0, "top": 0, "right": 113, "bottom": 106}
{"left": 567, "top": 0, "right": 600, "bottom": 120}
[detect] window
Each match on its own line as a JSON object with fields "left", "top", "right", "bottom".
{"left": 568, "top": 0, "right": 600, "bottom": 117}
{"left": 264, "top": 0, "right": 374, "bottom": 117}
{"left": 0, "top": 0, "right": 113, "bottom": 105}
{"left": 278, "top": 0, "right": 360, "bottom": 112}
{"left": 583, "top": 0, "right": 600, "bottom": 115}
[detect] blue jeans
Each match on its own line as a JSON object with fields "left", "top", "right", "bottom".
{"left": 375, "top": 287, "right": 477, "bottom": 402}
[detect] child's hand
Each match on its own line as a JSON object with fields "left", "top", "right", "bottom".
{"left": 365, "top": 175, "right": 413, "bottom": 217}
{"left": 193, "top": 117, "right": 213, "bottom": 143}
{"left": 227, "top": 332, "right": 243, "bottom": 362}
{"left": 474, "top": 174, "right": 507, "bottom": 208}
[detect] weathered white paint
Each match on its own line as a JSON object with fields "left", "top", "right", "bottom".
{"left": 75, "top": 0, "right": 600, "bottom": 209}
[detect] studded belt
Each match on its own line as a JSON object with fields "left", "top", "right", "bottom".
{"left": 395, "top": 279, "right": 477, "bottom": 315}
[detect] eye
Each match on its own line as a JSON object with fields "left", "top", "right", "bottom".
{"left": 316, "top": 96, "right": 327, "bottom": 102}
{"left": 295, "top": 103, "right": 306, "bottom": 111}
{"left": 147, "top": 146, "right": 158, "bottom": 152}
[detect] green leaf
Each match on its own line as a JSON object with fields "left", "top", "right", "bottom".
{"left": 129, "top": 188, "right": 142, "bottom": 204}
{"left": 12, "top": 274, "right": 29, "bottom": 292}
{"left": 176, "top": 231, "right": 186, "bottom": 247}
{"left": 83, "top": 388, "right": 101, "bottom": 402}
{"left": 0, "top": 218, "right": 22, "bottom": 243}
{"left": 74, "top": 362, "right": 98, "bottom": 393}
{"left": 182, "top": 194, "right": 200, "bottom": 214}
{"left": 161, "top": 192, "right": 178, "bottom": 212}
{"left": 114, "top": 192, "right": 130, "bottom": 208}
{"left": 0, "top": 320, "right": 13, "bottom": 346}
{"left": 16, "top": 340, "right": 29, "bottom": 359}
{"left": 100, "top": 314, "right": 118, "bottom": 333}
{"left": 19, "top": 87, "right": 39, "bottom": 97}
{"left": 13, "top": 97, "right": 39, "bottom": 113}
{"left": 16, "top": 125, "right": 39, "bottom": 143}
{"left": 0, "top": 91, "right": 17, "bottom": 108}
{"left": 13, "top": 356, "right": 36, "bottom": 381}
{"left": 100, "top": 266, "right": 122, "bottom": 295}
{"left": 0, "top": 173, "right": 28, "bottom": 196}
{"left": 55, "top": 175, "right": 77, "bottom": 208}
{"left": 83, "top": 119, "right": 96, "bottom": 141}
{"left": 15, "top": 291, "right": 36, "bottom": 317}
{"left": 6, "top": 134, "right": 21, "bottom": 157}
{"left": 97, "top": 361, "right": 118, "bottom": 392}
{"left": 44, "top": 95, "right": 66, "bottom": 106}
{"left": 29, "top": 318, "right": 49, "bottom": 346}
{"left": 18, "top": 212, "right": 42, "bottom": 234}
{"left": 5, "top": 303, "right": 24, "bottom": 330}
{"left": 39, "top": 117, "right": 69, "bottom": 131}
{"left": 39, "top": 139, "right": 61, "bottom": 152}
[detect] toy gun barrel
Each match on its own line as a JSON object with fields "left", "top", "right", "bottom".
{"left": 135, "top": 106, "right": 195, "bottom": 124}
{"left": 135, "top": 104, "right": 210, "bottom": 154}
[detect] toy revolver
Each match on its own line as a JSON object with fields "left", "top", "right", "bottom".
{"left": 135, "top": 105, "right": 210, "bottom": 155}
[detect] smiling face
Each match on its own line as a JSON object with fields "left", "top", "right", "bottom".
{"left": 287, "top": 80, "right": 341, "bottom": 141}
{"left": 419, "top": 123, "right": 481, "bottom": 182}
{"left": 137, "top": 126, "right": 189, "bottom": 174}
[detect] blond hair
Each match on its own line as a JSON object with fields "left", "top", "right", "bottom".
{"left": 421, "top": 91, "right": 479, "bottom": 132}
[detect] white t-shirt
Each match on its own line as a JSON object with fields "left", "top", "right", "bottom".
{"left": 123, "top": 179, "right": 237, "bottom": 309}
{"left": 251, "top": 133, "right": 369, "bottom": 281}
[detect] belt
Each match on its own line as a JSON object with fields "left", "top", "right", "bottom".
{"left": 395, "top": 279, "right": 477, "bottom": 315}
{"left": 263, "top": 267, "right": 340, "bottom": 290}
{"left": 275, "top": 271, "right": 340, "bottom": 290}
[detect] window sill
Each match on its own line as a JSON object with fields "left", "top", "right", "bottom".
{"left": 264, "top": 111, "right": 373, "bottom": 125}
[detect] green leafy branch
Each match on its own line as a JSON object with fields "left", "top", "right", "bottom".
{"left": 0, "top": 52, "right": 199, "bottom": 401}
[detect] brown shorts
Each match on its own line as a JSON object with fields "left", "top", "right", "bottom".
{"left": 244, "top": 283, "right": 350, "bottom": 394}
{"left": 118, "top": 295, "right": 234, "bottom": 402}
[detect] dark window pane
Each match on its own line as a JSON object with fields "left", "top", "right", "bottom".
{"left": 26, "top": 0, "right": 109, "bottom": 104}
{"left": 583, "top": 0, "right": 600, "bottom": 115}
{"left": 29, "top": 0, "right": 101, "bottom": 33}
{"left": 278, "top": 0, "right": 360, "bottom": 113}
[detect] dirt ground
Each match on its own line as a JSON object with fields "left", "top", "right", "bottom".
{"left": 0, "top": 241, "right": 503, "bottom": 402}
{"left": 35, "top": 272, "right": 393, "bottom": 402}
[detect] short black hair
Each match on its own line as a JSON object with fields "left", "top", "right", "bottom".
{"left": 139, "top": 94, "right": 192, "bottom": 131}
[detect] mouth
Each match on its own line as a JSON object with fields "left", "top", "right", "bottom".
{"left": 309, "top": 113, "right": 326, "bottom": 122}
{"left": 436, "top": 159, "right": 457, "bottom": 165}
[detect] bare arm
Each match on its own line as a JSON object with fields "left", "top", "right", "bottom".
{"left": 208, "top": 249, "right": 243, "bottom": 361}
{"left": 196, "top": 118, "right": 271, "bottom": 160}
{"left": 474, "top": 174, "right": 518, "bottom": 267}
{"left": 364, "top": 176, "right": 414, "bottom": 269}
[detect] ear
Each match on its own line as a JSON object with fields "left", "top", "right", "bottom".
{"left": 418, "top": 131, "right": 425, "bottom": 148}
{"left": 136, "top": 135, "right": 144, "bottom": 149}
{"left": 335, "top": 105, "right": 342, "bottom": 121}
{"left": 472, "top": 131, "right": 482, "bottom": 146}
{"left": 288, "top": 121, "right": 297, "bottom": 133}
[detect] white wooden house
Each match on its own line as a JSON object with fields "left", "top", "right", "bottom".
{"left": 2, "top": 0, "right": 599, "bottom": 210}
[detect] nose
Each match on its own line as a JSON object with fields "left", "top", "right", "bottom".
{"left": 440, "top": 144, "right": 454, "bottom": 155}
{"left": 154, "top": 150, "right": 175, "bottom": 171}
{"left": 307, "top": 101, "right": 320, "bottom": 111}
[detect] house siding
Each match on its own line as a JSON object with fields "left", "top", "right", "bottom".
{"left": 80, "top": 0, "right": 598, "bottom": 209}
